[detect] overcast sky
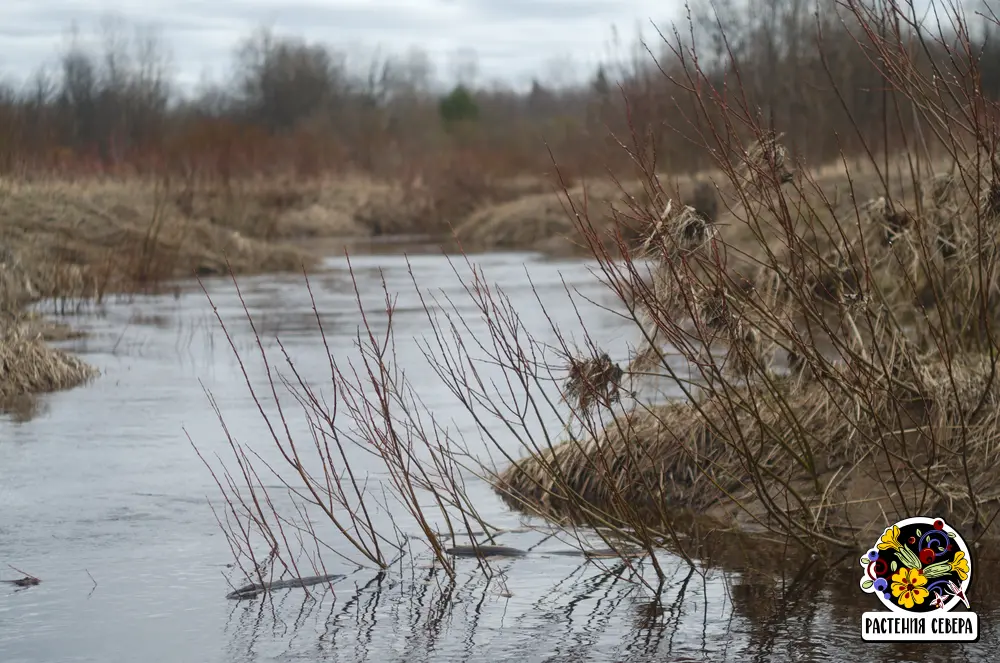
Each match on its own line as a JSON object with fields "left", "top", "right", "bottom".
{"left": 0, "top": 0, "right": 684, "bottom": 93}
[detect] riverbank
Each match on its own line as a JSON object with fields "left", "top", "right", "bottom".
{"left": 495, "top": 353, "right": 1000, "bottom": 547}
{"left": 487, "top": 147, "right": 1000, "bottom": 553}
{"left": 0, "top": 157, "right": 904, "bottom": 415}
{"left": 0, "top": 169, "right": 715, "bottom": 411}
{"left": 0, "top": 171, "right": 486, "bottom": 409}
{"left": 0, "top": 176, "right": 320, "bottom": 412}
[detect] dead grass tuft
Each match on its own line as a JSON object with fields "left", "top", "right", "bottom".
{"left": 638, "top": 198, "right": 719, "bottom": 260}
{"left": 563, "top": 351, "right": 625, "bottom": 412}
{"left": 741, "top": 132, "right": 795, "bottom": 186}
{"left": 0, "top": 319, "right": 97, "bottom": 408}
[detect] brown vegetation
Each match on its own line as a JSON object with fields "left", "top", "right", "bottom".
{"left": 497, "top": 0, "right": 1000, "bottom": 551}
{"left": 0, "top": 318, "right": 96, "bottom": 405}
{"left": 166, "top": 1, "right": 1000, "bottom": 596}
{"left": 0, "top": 1, "right": 997, "bottom": 250}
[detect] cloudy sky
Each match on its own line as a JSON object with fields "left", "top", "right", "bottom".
{"left": 0, "top": 0, "right": 685, "bottom": 93}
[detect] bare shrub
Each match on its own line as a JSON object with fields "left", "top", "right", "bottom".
{"left": 196, "top": 1, "right": 1000, "bottom": 598}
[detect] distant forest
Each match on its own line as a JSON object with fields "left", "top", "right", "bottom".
{"left": 0, "top": 0, "right": 997, "bottom": 180}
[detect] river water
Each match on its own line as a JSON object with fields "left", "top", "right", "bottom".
{"left": 0, "top": 248, "right": 996, "bottom": 662}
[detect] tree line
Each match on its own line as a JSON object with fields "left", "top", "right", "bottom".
{"left": 0, "top": 1, "right": 996, "bottom": 182}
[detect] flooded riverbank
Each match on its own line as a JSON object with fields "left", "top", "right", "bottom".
{"left": 1, "top": 248, "right": 996, "bottom": 662}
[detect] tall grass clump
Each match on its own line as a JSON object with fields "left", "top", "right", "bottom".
{"left": 198, "top": 0, "right": 1000, "bottom": 594}
{"left": 1, "top": 242, "right": 98, "bottom": 412}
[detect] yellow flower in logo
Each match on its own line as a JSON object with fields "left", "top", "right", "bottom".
{"left": 878, "top": 525, "right": 902, "bottom": 551}
{"left": 891, "top": 567, "right": 929, "bottom": 609}
{"left": 950, "top": 551, "right": 970, "bottom": 581}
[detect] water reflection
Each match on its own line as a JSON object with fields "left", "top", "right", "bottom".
{"left": 211, "top": 543, "right": 998, "bottom": 662}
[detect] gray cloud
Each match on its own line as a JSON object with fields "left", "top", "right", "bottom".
{"left": 0, "top": 0, "right": 681, "bottom": 90}
{"left": 458, "top": 0, "right": 634, "bottom": 22}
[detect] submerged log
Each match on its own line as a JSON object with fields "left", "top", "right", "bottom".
{"left": 226, "top": 573, "right": 345, "bottom": 600}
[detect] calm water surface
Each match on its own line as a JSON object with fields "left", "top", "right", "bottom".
{"left": 0, "top": 249, "right": 996, "bottom": 662}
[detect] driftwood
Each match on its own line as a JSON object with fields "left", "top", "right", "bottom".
{"left": 226, "top": 573, "right": 345, "bottom": 600}
{"left": 2, "top": 566, "right": 41, "bottom": 589}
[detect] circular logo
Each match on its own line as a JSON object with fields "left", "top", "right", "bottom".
{"left": 859, "top": 516, "right": 972, "bottom": 613}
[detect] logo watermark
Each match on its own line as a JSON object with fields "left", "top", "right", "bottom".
{"left": 860, "top": 516, "right": 977, "bottom": 642}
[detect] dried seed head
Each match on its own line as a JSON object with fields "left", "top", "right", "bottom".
{"left": 638, "top": 199, "right": 717, "bottom": 260}
{"left": 743, "top": 132, "right": 794, "bottom": 185}
{"left": 564, "top": 351, "right": 625, "bottom": 411}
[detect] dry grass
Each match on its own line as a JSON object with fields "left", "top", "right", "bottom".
{"left": 0, "top": 170, "right": 559, "bottom": 415}
{"left": 1, "top": 252, "right": 97, "bottom": 412}
{"left": 494, "top": 128, "right": 1000, "bottom": 550}
{"left": 454, "top": 186, "right": 596, "bottom": 253}
{"left": 0, "top": 178, "right": 319, "bottom": 286}
{"left": 119, "top": 171, "right": 556, "bottom": 248}
{"left": 355, "top": 172, "right": 549, "bottom": 239}
{"left": 0, "top": 174, "right": 331, "bottom": 413}
{"left": 498, "top": 353, "right": 1000, "bottom": 544}
{"left": 180, "top": 175, "right": 395, "bottom": 240}
{"left": 0, "top": 318, "right": 97, "bottom": 405}
{"left": 453, "top": 177, "right": 719, "bottom": 255}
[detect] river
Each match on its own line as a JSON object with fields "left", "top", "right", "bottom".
{"left": 0, "top": 247, "right": 995, "bottom": 662}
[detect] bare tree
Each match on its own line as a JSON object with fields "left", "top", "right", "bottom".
{"left": 57, "top": 42, "right": 99, "bottom": 151}
{"left": 233, "top": 27, "right": 343, "bottom": 132}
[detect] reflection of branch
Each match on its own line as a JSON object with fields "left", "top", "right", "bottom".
{"left": 657, "top": 565, "right": 696, "bottom": 657}
{"left": 85, "top": 569, "right": 98, "bottom": 599}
